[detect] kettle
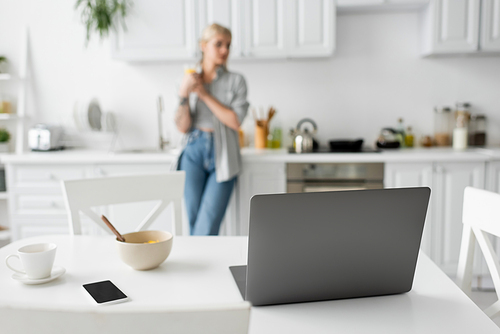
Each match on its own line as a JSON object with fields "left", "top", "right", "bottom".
{"left": 292, "top": 118, "right": 318, "bottom": 153}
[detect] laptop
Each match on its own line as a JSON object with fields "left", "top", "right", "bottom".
{"left": 230, "top": 187, "right": 431, "bottom": 306}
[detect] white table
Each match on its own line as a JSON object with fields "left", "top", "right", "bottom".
{"left": 1, "top": 235, "right": 499, "bottom": 334}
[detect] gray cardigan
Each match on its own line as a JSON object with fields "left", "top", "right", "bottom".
{"left": 174, "top": 67, "right": 249, "bottom": 182}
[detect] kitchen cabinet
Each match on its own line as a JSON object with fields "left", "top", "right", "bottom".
{"left": 481, "top": 0, "right": 500, "bottom": 51}
{"left": 4, "top": 160, "right": 244, "bottom": 239}
{"left": 5, "top": 164, "right": 93, "bottom": 240}
{"left": 196, "top": 0, "right": 243, "bottom": 59}
{"left": 384, "top": 162, "right": 434, "bottom": 256}
{"left": 110, "top": 0, "right": 197, "bottom": 61}
{"left": 237, "top": 162, "right": 286, "bottom": 235}
{"left": 431, "top": 162, "right": 485, "bottom": 275}
{"left": 243, "top": 0, "right": 335, "bottom": 58}
{"left": 421, "top": 0, "right": 500, "bottom": 56}
{"left": 385, "top": 161, "right": 486, "bottom": 277}
{"left": 111, "top": 0, "right": 335, "bottom": 61}
{"left": 287, "top": 0, "right": 335, "bottom": 57}
{"left": 336, "top": 0, "right": 429, "bottom": 12}
{"left": 5, "top": 162, "right": 182, "bottom": 240}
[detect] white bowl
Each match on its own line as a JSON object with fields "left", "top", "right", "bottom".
{"left": 116, "top": 230, "right": 173, "bottom": 270}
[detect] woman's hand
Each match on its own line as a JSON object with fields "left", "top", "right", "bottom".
{"left": 179, "top": 73, "right": 200, "bottom": 97}
{"left": 192, "top": 79, "right": 209, "bottom": 100}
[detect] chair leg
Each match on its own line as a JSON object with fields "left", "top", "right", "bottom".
{"left": 456, "top": 224, "right": 475, "bottom": 296}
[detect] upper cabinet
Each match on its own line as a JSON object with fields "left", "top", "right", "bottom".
{"left": 481, "top": 0, "right": 500, "bottom": 51}
{"left": 111, "top": 0, "right": 335, "bottom": 61}
{"left": 243, "top": 0, "right": 335, "bottom": 58}
{"left": 243, "top": 0, "right": 289, "bottom": 58}
{"left": 196, "top": 0, "right": 243, "bottom": 59}
{"left": 110, "top": 0, "right": 197, "bottom": 61}
{"left": 287, "top": 0, "right": 335, "bottom": 57}
{"left": 421, "top": 0, "right": 500, "bottom": 56}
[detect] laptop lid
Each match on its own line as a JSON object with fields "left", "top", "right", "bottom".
{"left": 238, "top": 187, "right": 430, "bottom": 306}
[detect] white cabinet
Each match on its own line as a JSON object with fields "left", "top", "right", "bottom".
{"left": 287, "top": 0, "right": 335, "bottom": 57}
{"left": 196, "top": 0, "right": 243, "bottom": 59}
{"left": 237, "top": 162, "right": 286, "bottom": 235}
{"left": 481, "top": 0, "right": 500, "bottom": 51}
{"left": 421, "top": 0, "right": 500, "bottom": 55}
{"left": 384, "top": 162, "right": 434, "bottom": 256}
{"left": 111, "top": 0, "right": 335, "bottom": 61}
{"left": 243, "top": 0, "right": 335, "bottom": 58}
{"left": 243, "top": 0, "right": 288, "bottom": 58}
{"left": 385, "top": 161, "right": 486, "bottom": 276}
{"left": 111, "top": 0, "right": 197, "bottom": 61}
{"left": 432, "top": 162, "right": 485, "bottom": 275}
{"left": 421, "top": 0, "right": 481, "bottom": 55}
{"left": 5, "top": 164, "right": 93, "bottom": 240}
{"left": 5, "top": 162, "right": 177, "bottom": 240}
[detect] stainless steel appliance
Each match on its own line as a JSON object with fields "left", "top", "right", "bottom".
{"left": 291, "top": 118, "right": 318, "bottom": 153}
{"left": 287, "top": 163, "right": 384, "bottom": 193}
{"left": 28, "top": 124, "right": 64, "bottom": 151}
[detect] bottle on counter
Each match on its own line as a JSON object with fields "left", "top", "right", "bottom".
{"left": 434, "top": 106, "right": 453, "bottom": 146}
{"left": 468, "top": 114, "right": 487, "bottom": 146}
{"left": 271, "top": 127, "right": 282, "bottom": 148}
{"left": 453, "top": 102, "right": 471, "bottom": 150}
{"left": 405, "top": 126, "right": 414, "bottom": 148}
{"left": 396, "top": 118, "right": 406, "bottom": 147}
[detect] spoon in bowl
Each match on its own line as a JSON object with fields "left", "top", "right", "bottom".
{"left": 101, "top": 215, "right": 126, "bottom": 242}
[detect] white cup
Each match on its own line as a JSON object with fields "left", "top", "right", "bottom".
{"left": 5, "top": 243, "right": 57, "bottom": 279}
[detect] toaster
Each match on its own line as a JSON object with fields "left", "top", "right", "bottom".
{"left": 28, "top": 124, "right": 64, "bottom": 151}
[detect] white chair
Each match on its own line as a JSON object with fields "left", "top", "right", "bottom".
{"left": 456, "top": 186, "right": 500, "bottom": 318}
{"left": 61, "top": 172, "right": 185, "bottom": 236}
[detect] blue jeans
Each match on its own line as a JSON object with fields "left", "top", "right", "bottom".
{"left": 179, "top": 129, "right": 236, "bottom": 235}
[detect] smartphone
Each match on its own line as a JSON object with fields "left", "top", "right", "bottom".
{"left": 83, "top": 280, "right": 129, "bottom": 305}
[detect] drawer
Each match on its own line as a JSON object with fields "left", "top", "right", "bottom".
{"left": 11, "top": 194, "right": 68, "bottom": 215}
{"left": 11, "top": 165, "right": 88, "bottom": 189}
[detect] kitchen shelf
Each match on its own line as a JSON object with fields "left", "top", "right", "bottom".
{"left": 0, "top": 192, "right": 8, "bottom": 200}
{"left": 0, "top": 114, "right": 23, "bottom": 121}
{"left": 0, "top": 73, "right": 11, "bottom": 80}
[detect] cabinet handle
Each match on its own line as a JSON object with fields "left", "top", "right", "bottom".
{"left": 49, "top": 174, "right": 58, "bottom": 181}
{"left": 51, "top": 201, "right": 58, "bottom": 208}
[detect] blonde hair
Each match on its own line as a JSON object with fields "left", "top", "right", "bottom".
{"left": 200, "top": 23, "right": 232, "bottom": 44}
{"left": 199, "top": 23, "right": 232, "bottom": 64}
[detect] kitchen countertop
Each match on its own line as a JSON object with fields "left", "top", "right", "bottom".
{"left": 0, "top": 147, "right": 498, "bottom": 164}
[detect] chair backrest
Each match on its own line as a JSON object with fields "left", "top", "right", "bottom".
{"left": 61, "top": 172, "right": 185, "bottom": 236}
{"left": 456, "top": 186, "right": 500, "bottom": 318}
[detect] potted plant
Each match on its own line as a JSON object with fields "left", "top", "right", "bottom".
{"left": 75, "top": 0, "right": 132, "bottom": 45}
{"left": 0, "top": 128, "right": 11, "bottom": 153}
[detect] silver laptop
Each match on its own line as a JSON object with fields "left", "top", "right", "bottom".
{"left": 230, "top": 187, "right": 431, "bottom": 306}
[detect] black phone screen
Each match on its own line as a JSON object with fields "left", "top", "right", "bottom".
{"left": 83, "top": 280, "right": 128, "bottom": 304}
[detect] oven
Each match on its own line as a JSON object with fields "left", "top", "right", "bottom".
{"left": 287, "top": 163, "right": 384, "bottom": 193}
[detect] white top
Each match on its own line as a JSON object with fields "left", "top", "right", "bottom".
{"left": 1, "top": 235, "right": 499, "bottom": 333}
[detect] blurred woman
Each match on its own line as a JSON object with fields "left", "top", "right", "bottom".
{"left": 175, "top": 24, "right": 249, "bottom": 235}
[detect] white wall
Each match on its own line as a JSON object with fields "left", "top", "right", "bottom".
{"left": 1, "top": 1, "right": 500, "bottom": 150}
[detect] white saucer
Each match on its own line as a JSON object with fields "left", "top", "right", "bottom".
{"left": 12, "top": 266, "right": 66, "bottom": 285}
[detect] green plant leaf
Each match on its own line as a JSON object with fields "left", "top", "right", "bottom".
{"left": 75, "top": 0, "right": 132, "bottom": 45}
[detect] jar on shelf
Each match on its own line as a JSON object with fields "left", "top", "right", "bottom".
{"left": 0, "top": 94, "right": 13, "bottom": 114}
{"left": 453, "top": 102, "right": 471, "bottom": 150}
{"left": 468, "top": 114, "right": 487, "bottom": 146}
{"left": 433, "top": 106, "right": 453, "bottom": 146}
